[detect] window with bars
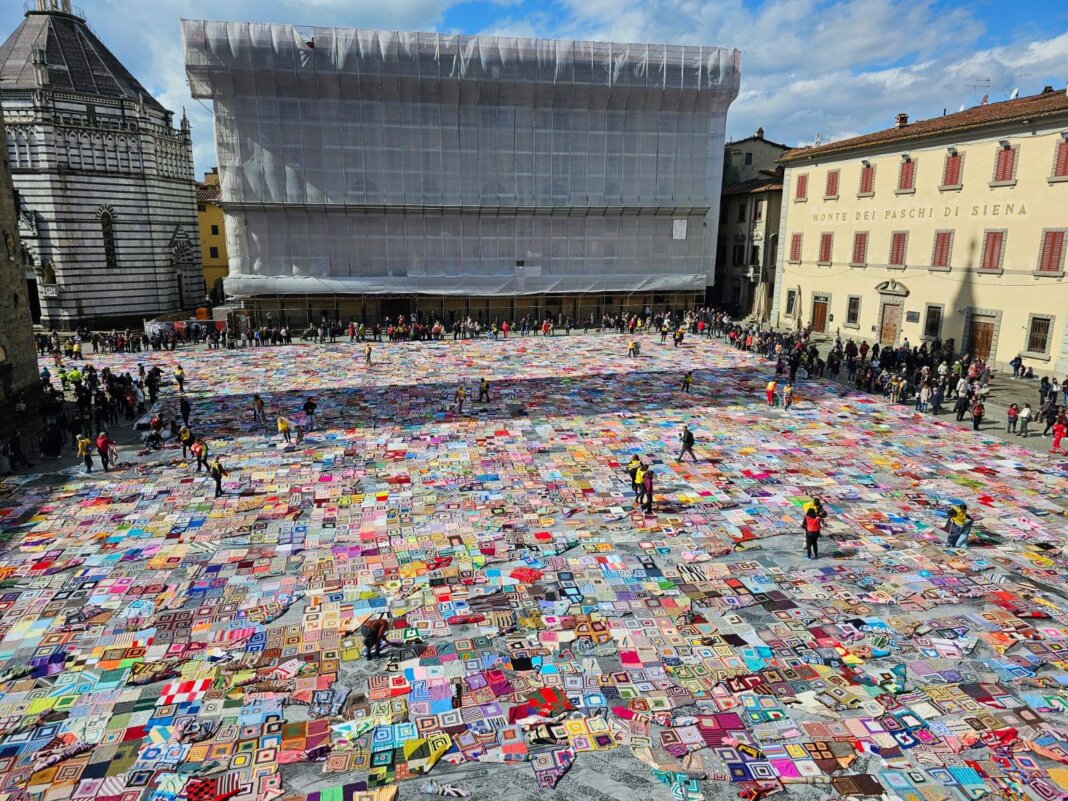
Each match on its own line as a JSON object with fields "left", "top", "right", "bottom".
{"left": 1037, "top": 229, "right": 1067, "bottom": 274}
{"left": 980, "top": 230, "right": 1006, "bottom": 271}
{"left": 897, "top": 158, "right": 915, "bottom": 192}
{"left": 889, "top": 231, "right": 907, "bottom": 267}
{"left": 851, "top": 232, "right": 868, "bottom": 266}
{"left": 858, "top": 164, "right": 875, "bottom": 195}
{"left": 992, "top": 146, "right": 1018, "bottom": 184}
{"left": 789, "top": 232, "right": 803, "bottom": 262}
{"left": 1053, "top": 140, "right": 1068, "bottom": 179}
{"left": 825, "top": 169, "right": 840, "bottom": 198}
{"left": 942, "top": 153, "right": 963, "bottom": 188}
{"left": 846, "top": 296, "right": 861, "bottom": 325}
{"left": 1026, "top": 316, "right": 1052, "bottom": 355}
{"left": 818, "top": 232, "right": 833, "bottom": 264}
{"left": 923, "top": 306, "right": 943, "bottom": 339}
{"left": 795, "top": 174, "right": 808, "bottom": 201}
{"left": 931, "top": 231, "right": 953, "bottom": 269}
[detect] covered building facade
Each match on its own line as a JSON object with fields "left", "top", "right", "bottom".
{"left": 182, "top": 22, "right": 740, "bottom": 324}
{"left": 0, "top": 0, "right": 203, "bottom": 329}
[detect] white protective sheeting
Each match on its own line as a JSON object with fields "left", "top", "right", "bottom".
{"left": 182, "top": 21, "right": 741, "bottom": 297}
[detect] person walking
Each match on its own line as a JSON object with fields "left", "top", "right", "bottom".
{"left": 364, "top": 343, "right": 372, "bottom": 367}
{"left": 277, "top": 415, "right": 293, "bottom": 444}
{"left": 1006, "top": 403, "right": 1019, "bottom": 434}
{"left": 1041, "top": 400, "right": 1059, "bottom": 436}
{"left": 970, "top": 399, "right": 985, "bottom": 431}
{"left": 640, "top": 467, "right": 654, "bottom": 514}
{"left": 178, "top": 425, "right": 195, "bottom": 459}
{"left": 252, "top": 395, "right": 266, "bottom": 426}
{"left": 302, "top": 397, "right": 318, "bottom": 431}
{"left": 783, "top": 382, "right": 794, "bottom": 411}
{"left": 802, "top": 507, "right": 822, "bottom": 559}
{"left": 478, "top": 378, "right": 490, "bottom": 402}
{"left": 95, "top": 431, "right": 114, "bottom": 473}
{"left": 626, "top": 455, "right": 643, "bottom": 497}
{"left": 180, "top": 396, "right": 191, "bottom": 426}
{"left": 766, "top": 378, "right": 777, "bottom": 406}
{"left": 681, "top": 371, "right": 694, "bottom": 394}
{"left": 174, "top": 364, "right": 186, "bottom": 393}
{"left": 1051, "top": 418, "right": 1068, "bottom": 457}
{"left": 191, "top": 438, "right": 209, "bottom": 472}
{"left": 1019, "top": 403, "right": 1033, "bottom": 437}
{"left": 454, "top": 385, "right": 466, "bottom": 414}
{"left": 678, "top": 425, "right": 697, "bottom": 462}
{"left": 209, "top": 455, "right": 229, "bottom": 498}
{"left": 76, "top": 433, "right": 94, "bottom": 473}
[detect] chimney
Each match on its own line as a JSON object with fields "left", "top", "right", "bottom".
{"left": 1041, "top": 85, "right": 1054, "bottom": 94}
{"left": 755, "top": 127, "right": 764, "bottom": 140}
{"left": 895, "top": 113, "right": 909, "bottom": 128}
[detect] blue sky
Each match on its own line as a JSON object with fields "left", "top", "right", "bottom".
{"left": 3, "top": 0, "right": 1067, "bottom": 173}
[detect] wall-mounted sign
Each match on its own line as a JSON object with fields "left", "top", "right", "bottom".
{"left": 672, "top": 220, "right": 687, "bottom": 240}
{"left": 905, "top": 311, "right": 920, "bottom": 323}
{"left": 41, "top": 285, "right": 59, "bottom": 297}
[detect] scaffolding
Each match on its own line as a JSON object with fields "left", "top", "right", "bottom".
{"left": 182, "top": 22, "right": 741, "bottom": 299}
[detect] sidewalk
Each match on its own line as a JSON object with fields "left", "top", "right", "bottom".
{"left": 802, "top": 341, "right": 1058, "bottom": 458}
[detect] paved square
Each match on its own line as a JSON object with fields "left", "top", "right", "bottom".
{"left": 2, "top": 334, "right": 1068, "bottom": 801}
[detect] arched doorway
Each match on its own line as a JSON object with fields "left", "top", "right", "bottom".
{"left": 875, "top": 280, "right": 909, "bottom": 346}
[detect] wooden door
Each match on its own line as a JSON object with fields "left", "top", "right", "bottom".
{"left": 969, "top": 320, "right": 994, "bottom": 361}
{"left": 811, "top": 300, "right": 828, "bottom": 333}
{"left": 879, "top": 303, "right": 901, "bottom": 346}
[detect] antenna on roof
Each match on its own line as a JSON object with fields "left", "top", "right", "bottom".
{"left": 966, "top": 78, "right": 991, "bottom": 107}
{"left": 1012, "top": 69, "right": 1030, "bottom": 98}
{"left": 814, "top": 132, "right": 822, "bottom": 146}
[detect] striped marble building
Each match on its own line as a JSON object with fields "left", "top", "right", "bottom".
{"left": 0, "top": 0, "right": 203, "bottom": 329}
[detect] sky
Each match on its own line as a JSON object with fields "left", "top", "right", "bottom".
{"left": 3, "top": 0, "right": 1068, "bottom": 174}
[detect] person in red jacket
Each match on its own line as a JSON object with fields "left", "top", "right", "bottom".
{"left": 802, "top": 507, "right": 822, "bottom": 559}
{"left": 1051, "top": 419, "right": 1068, "bottom": 456}
{"left": 95, "top": 432, "right": 114, "bottom": 472}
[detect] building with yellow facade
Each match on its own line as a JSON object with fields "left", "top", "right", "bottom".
{"left": 774, "top": 88, "right": 1068, "bottom": 376}
{"left": 196, "top": 168, "right": 227, "bottom": 301}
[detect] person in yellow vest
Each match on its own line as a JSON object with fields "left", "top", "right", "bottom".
{"left": 478, "top": 378, "right": 490, "bottom": 402}
{"left": 633, "top": 462, "right": 647, "bottom": 507}
{"left": 766, "top": 379, "right": 778, "bottom": 406}
{"left": 209, "top": 456, "right": 229, "bottom": 498}
{"left": 454, "top": 385, "right": 466, "bottom": 414}
{"left": 681, "top": 370, "right": 694, "bottom": 393}
{"left": 76, "top": 433, "right": 94, "bottom": 473}
{"left": 277, "top": 415, "right": 292, "bottom": 444}
{"left": 627, "top": 340, "right": 638, "bottom": 358}
{"left": 364, "top": 343, "right": 372, "bottom": 366}
{"left": 174, "top": 364, "right": 186, "bottom": 393}
{"left": 178, "top": 425, "right": 194, "bottom": 459}
{"left": 626, "top": 455, "right": 642, "bottom": 496}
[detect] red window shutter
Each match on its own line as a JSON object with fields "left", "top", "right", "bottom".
{"left": 1039, "top": 231, "right": 1065, "bottom": 272}
{"left": 859, "top": 165, "right": 874, "bottom": 194}
{"left": 943, "top": 154, "right": 962, "bottom": 186}
{"left": 995, "top": 148, "right": 1016, "bottom": 182}
{"left": 1054, "top": 141, "right": 1068, "bottom": 178}
{"left": 852, "top": 232, "right": 867, "bottom": 264}
{"left": 826, "top": 170, "right": 839, "bottom": 197}
{"left": 932, "top": 232, "right": 951, "bottom": 267}
{"left": 982, "top": 231, "right": 1004, "bottom": 270}
{"left": 890, "top": 232, "right": 907, "bottom": 265}
{"left": 790, "top": 233, "right": 803, "bottom": 261}
{"left": 819, "top": 233, "right": 833, "bottom": 262}
{"left": 796, "top": 174, "right": 808, "bottom": 200}
{"left": 898, "top": 160, "right": 915, "bottom": 191}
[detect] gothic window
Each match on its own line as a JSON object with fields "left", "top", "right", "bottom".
{"left": 101, "top": 210, "right": 117, "bottom": 266}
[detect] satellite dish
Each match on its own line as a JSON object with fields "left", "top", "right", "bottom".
{"left": 1009, "top": 87, "right": 1019, "bottom": 99}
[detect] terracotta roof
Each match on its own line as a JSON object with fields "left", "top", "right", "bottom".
{"left": 781, "top": 88, "right": 1068, "bottom": 163}
{"left": 196, "top": 182, "right": 220, "bottom": 203}
{"left": 723, "top": 176, "right": 783, "bottom": 196}
{"left": 0, "top": 10, "right": 165, "bottom": 110}
{"left": 727, "top": 134, "right": 791, "bottom": 151}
